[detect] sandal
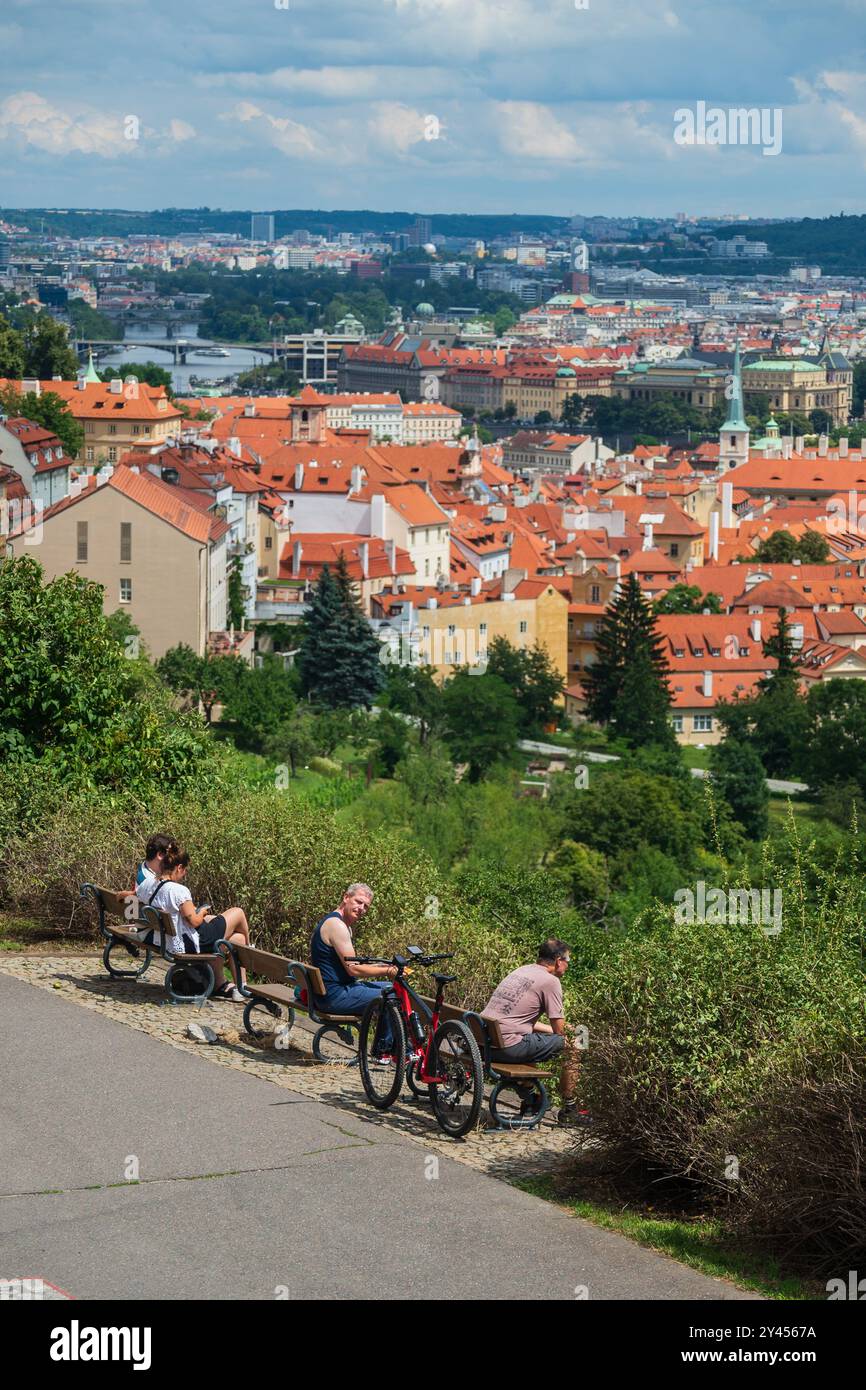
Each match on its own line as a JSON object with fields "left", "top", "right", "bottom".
{"left": 212, "top": 982, "right": 243, "bottom": 1002}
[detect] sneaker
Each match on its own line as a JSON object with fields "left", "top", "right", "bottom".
{"left": 371, "top": 1053, "right": 397, "bottom": 1068}
{"left": 557, "top": 1105, "right": 592, "bottom": 1127}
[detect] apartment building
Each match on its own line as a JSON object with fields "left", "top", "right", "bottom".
{"left": 0, "top": 375, "right": 184, "bottom": 466}
{"left": 29, "top": 464, "right": 229, "bottom": 657}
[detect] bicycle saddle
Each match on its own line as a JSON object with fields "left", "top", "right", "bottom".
{"left": 432, "top": 972, "right": 457, "bottom": 985}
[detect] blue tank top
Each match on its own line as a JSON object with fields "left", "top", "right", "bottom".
{"left": 311, "top": 912, "right": 354, "bottom": 998}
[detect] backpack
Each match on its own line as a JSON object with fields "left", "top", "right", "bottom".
{"left": 169, "top": 962, "right": 213, "bottom": 998}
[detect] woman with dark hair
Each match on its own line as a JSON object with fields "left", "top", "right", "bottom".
{"left": 135, "top": 847, "right": 251, "bottom": 1002}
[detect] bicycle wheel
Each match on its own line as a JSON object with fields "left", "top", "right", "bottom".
{"left": 428, "top": 1019, "right": 483, "bottom": 1138}
{"left": 358, "top": 995, "right": 406, "bottom": 1109}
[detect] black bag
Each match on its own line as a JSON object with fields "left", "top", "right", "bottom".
{"left": 169, "top": 962, "right": 212, "bottom": 997}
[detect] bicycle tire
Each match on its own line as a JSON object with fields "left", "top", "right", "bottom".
{"left": 358, "top": 996, "right": 406, "bottom": 1109}
{"left": 428, "top": 1019, "right": 484, "bottom": 1138}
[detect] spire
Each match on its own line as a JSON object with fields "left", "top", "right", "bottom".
{"left": 82, "top": 349, "right": 101, "bottom": 384}
{"left": 722, "top": 340, "right": 747, "bottom": 431}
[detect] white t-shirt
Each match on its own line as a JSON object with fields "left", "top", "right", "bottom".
{"left": 135, "top": 876, "right": 198, "bottom": 955}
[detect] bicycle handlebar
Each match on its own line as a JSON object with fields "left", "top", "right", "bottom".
{"left": 346, "top": 951, "right": 454, "bottom": 970}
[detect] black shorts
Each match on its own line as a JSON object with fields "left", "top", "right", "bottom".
{"left": 143, "top": 915, "right": 227, "bottom": 953}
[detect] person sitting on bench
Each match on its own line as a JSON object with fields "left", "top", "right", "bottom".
{"left": 482, "top": 938, "right": 582, "bottom": 1125}
{"left": 134, "top": 847, "right": 251, "bottom": 1002}
{"left": 310, "top": 883, "right": 398, "bottom": 1054}
{"left": 134, "top": 832, "right": 179, "bottom": 890}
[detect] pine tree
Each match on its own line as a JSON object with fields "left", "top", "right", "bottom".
{"left": 297, "top": 555, "right": 384, "bottom": 709}
{"left": 583, "top": 573, "right": 673, "bottom": 747}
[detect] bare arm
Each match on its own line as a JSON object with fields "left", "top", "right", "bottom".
{"left": 180, "top": 899, "right": 210, "bottom": 930}
{"left": 324, "top": 918, "right": 396, "bottom": 980}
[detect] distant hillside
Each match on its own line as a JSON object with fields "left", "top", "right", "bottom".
{"left": 1, "top": 207, "right": 570, "bottom": 242}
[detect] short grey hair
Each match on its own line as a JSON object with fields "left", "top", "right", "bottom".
{"left": 345, "top": 882, "right": 373, "bottom": 900}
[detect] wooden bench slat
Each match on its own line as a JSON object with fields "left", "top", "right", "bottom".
{"left": 229, "top": 945, "right": 290, "bottom": 981}
{"left": 246, "top": 983, "right": 298, "bottom": 1007}
{"left": 491, "top": 1063, "right": 554, "bottom": 1079}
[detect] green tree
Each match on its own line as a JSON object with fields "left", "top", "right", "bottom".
{"left": 441, "top": 671, "right": 519, "bottom": 780}
{"left": 297, "top": 555, "right": 384, "bottom": 709}
{"left": 227, "top": 554, "right": 246, "bottom": 631}
{"left": 264, "top": 705, "right": 317, "bottom": 778}
{"left": 156, "top": 644, "right": 243, "bottom": 724}
{"left": 20, "top": 314, "right": 79, "bottom": 379}
{"left": 221, "top": 656, "right": 296, "bottom": 751}
{"left": 0, "top": 555, "right": 211, "bottom": 793}
{"left": 753, "top": 531, "right": 800, "bottom": 564}
{"left": 486, "top": 636, "right": 563, "bottom": 735}
{"left": 0, "top": 313, "right": 25, "bottom": 378}
{"left": 99, "top": 361, "right": 173, "bottom": 394}
{"left": 384, "top": 662, "right": 442, "bottom": 744}
{"left": 534, "top": 410, "right": 553, "bottom": 425}
{"left": 565, "top": 766, "right": 701, "bottom": 867}
{"left": 0, "top": 386, "right": 84, "bottom": 459}
{"left": 801, "top": 679, "right": 866, "bottom": 797}
{"left": 710, "top": 737, "right": 769, "bottom": 839}
{"left": 373, "top": 710, "right": 409, "bottom": 778}
{"left": 560, "top": 392, "right": 585, "bottom": 427}
{"left": 796, "top": 530, "right": 831, "bottom": 563}
{"left": 654, "top": 583, "right": 723, "bottom": 615}
{"left": 493, "top": 307, "right": 516, "bottom": 336}
{"left": 583, "top": 573, "right": 674, "bottom": 748}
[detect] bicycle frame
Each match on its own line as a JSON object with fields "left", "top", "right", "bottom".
{"left": 383, "top": 970, "right": 448, "bottom": 1085}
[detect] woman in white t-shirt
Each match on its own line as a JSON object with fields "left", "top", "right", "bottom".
{"left": 136, "top": 848, "right": 251, "bottom": 1002}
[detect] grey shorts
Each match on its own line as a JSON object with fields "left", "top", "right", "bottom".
{"left": 490, "top": 1032, "right": 565, "bottom": 1065}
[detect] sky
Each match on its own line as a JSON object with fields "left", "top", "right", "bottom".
{"left": 1, "top": 0, "right": 865, "bottom": 219}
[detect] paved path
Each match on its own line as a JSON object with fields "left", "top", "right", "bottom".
{"left": 0, "top": 969, "right": 756, "bottom": 1301}
{"left": 520, "top": 740, "right": 810, "bottom": 793}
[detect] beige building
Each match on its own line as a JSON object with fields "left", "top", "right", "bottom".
{"left": 0, "top": 376, "right": 185, "bottom": 466}
{"left": 370, "top": 485, "right": 451, "bottom": 586}
{"left": 23, "top": 464, "right": 229, "bottom": 657}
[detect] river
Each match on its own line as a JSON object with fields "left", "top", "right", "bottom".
{"left": 97, "top": 322, "right": 270, "bottom": 396}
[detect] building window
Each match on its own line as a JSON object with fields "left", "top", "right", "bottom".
{"left": 76, "top": 520, "right": 88, "bottom": 564}
{"left": 590, "top": 584, "right": 600, "bottom": 603}
{"left": 265, "top": 536, "right": 273, "bottom": 551}
{"left": 108, "top": 447, "right": 117, "bottom": 462}
{"left": 447, "top": 624, "right": 456, "bottom": 637}
{"left": 86, "top": 447, "right": 94, "bottom": 463}
{"left": 120, "top": 522, "right": 131, "bottom": 563}
{"left": 425, "top": 559, "right": 430, "bottom": 577}
{"left": 479, "top": 623, "right": 487, "bottom": 635}
{"left": 132, "top": 425, "right": 140, "bottom": 435}
{"left": 120, "top": 579, "right": 132, "bottom": 604}
{"left": 671, "top": 714, "right": 683, "bottom": 733}
{"left": 108, "top": 424, "right": 117, "bottom": 436}
{"left": 519, "top": 620, "right": 528, "bottom": 634}
{"left": 670, "top": 543, "right": 679, "bottom": 558}
{"left": 694, "top": 714, "right": 713, "bottom": 732}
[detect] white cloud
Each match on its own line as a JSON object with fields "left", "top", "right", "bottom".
{"left": 220, "top": 101, "right": 325, "bottom": 159}
{"left": 368, "top": 102, "right": 431, "bottom": 153}
{"left": 495, "top": 101, "right": 584, "bottom": 161}
{"left": 0, "top": 91, "right": 129, "bottom": 157}
{"left": 169, "top": 118, "right": 196, "bottom": 142}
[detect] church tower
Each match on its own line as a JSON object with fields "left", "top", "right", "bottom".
{"left": 719, "top": 341, "right": 750, "bottom": 471}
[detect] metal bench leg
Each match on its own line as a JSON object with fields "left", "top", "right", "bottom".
{"left": 488, "top": 1077, "right": 549, "bottom": 1131}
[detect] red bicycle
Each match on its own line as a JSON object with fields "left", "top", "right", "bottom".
{"left": 350, "top": 946, "right": 483, "bottom": 1139}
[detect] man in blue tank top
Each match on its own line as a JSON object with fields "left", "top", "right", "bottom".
{"left": 310, "top": 883, "right": 397, "bottom": 1051}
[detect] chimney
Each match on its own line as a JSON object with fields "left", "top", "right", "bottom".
{"left": 470, "top": 576, "right": 481, "bottom": 596}
{"left": 635, "top": 479, "right": 642, "bottom": 495}
{"left": 782, "top": 437, "right": 792, "bottom": 459}
{"left": 292, "top": 540, "right": 303, "bottom": 577}
{"left": 76, "top": 377, "right": 87, "bottom": 391}
{"left": 294, "top": 462, "right": 304, "bottom": 490}
{"left": 709, "top": 511, "right": 719, "bottom": 562}
{"left": 794, "top": 435, "right": 805, "bottom": 454}
{"left": 109, "top": 378, "right": 123, "bottom": 395}
{"left": 386, "top": 537, "right": 396, "bottom": 571}
{"left": 427, "top": 597, "right": 438, "bottom": 609}
{"left": 839, "top": 437, "right": 849, "bottom": 458}
{"left": 489, "top": 504, "right": 507, "bottom": 522}
{"left": 96, "top": 465, "right": 113, "bottom": 486}
{"left": 359, "top": 540, "right": 369, "bottom": 578}
{"left": 370, "top": 492, "right": 386, "bottom": 538}
{"left": 642, "top": 522, "right": 654, "bottom": 551}
{"left": 818, "top": 433, "right": 829, "bottom": 457}
{"left": 750, "top": 617, "right": 762, "bottom": 641}
{"left": 722, "top": 481, "right": 734, "bottom": 529}
{"left": 702, "top": 669, "right": 713, "bottom": 698}
{"left": 350, "top": 464, "right": 363, "bottom": 495}
{"left": 227, "top": 436, "right": 241, "bottom": 457}
{"left": 21, "top": 379, "right": 40, "bottom": 395}
{"left": 790, "top": 622, "right": 804, "bottom": 649}
{"left": 243, "top": 402, "right": 256, "bottom": 417}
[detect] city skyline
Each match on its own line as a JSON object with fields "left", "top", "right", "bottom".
{"left": 1, "top": 0, "right": 865, "bottom": 217}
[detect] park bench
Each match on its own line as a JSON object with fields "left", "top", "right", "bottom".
{"left": 79, "top": 883, "right": 222, "bottom": 1006}
{"left": 417, "top": 994, "right": 553, "bottom": 1130}
{"left": 217, "top": 942, "right": 361, "bottom": 1064}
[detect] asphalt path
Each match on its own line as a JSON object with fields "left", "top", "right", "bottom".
{"left": 0, "top": 972, "right": 756, "bottom": 1302}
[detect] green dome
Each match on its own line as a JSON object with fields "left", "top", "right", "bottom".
{"left": 416, "top": 302, "right": 435, "bottom": 316}
{"left": 555, "top": 365, "right": 576, "bottom": 377}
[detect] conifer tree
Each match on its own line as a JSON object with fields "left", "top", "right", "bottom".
{"left": 297, "top": 555, "right": 384, "bottom": 708}
{"left": 583, "top": 573, "right": 674, "bottom": 747}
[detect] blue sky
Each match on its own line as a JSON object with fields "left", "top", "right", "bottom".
{"left": 1, "top": 0, "right": 864, "bottom": 218}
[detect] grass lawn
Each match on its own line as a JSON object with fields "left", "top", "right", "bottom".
{"left": 513, "top": 1174, "right": 823, "bottom": 1301}
{"left": 0, "top": 913, "right": 90, "bottom": 953}
{"left": 681, "top": 746, "right": 712, "bottom": 771}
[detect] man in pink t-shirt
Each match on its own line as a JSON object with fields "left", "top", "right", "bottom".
{"left": 482, "top": 938, "right": 580, "bottom": 1123}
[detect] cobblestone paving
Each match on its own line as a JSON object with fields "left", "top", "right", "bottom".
{"left": 0, "top": 954, "right": 575, "bottom": 1181}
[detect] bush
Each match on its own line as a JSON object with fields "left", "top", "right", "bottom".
{"left": 308, "top": 756, "right": 342, "bottom": 777}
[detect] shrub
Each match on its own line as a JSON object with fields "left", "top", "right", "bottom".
{"left": 307, "top": 756, "right": 342, "bottom": 777}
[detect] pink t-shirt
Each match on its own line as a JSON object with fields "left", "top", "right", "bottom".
{"left": 482, "top": 964, "right": 564, "bottom": 1049}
